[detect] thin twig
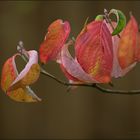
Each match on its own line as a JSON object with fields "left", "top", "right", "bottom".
{"left": 41, "top": 69, "right": 140, "bottom": 95}
{"left": 95, "top": 84, "right": 140, "bottom": 95}
{"left": 17, "top": 41, "right": 96, "bottom": 88}
{"left": 40, "top": 68, "right": 96, "bottom": 87}
{"left": 17, "top": 41, "right": 140, "bottom": 95}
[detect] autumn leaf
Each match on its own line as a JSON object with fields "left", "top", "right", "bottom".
{"left": 105, "top": 20, "right": 137, "bottom": 78}
{"left": 1, "top": 50, "right": 41, "bottom": 102}
{"left": 118, "top": 15, "right": 138, "bottom": 69}
{"left": 75, "top": 20, "right": 113, "bottom": 83}
{"left": 39, "top": 19, "right": 70, "bottom": 64}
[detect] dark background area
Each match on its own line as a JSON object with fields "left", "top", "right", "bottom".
{"left": 1, "top": 1, "right": 140, "bottom": 139}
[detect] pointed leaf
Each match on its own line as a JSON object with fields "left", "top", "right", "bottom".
{"left": 118, "top": 15, "right": 138, "bottom": 69}
{"left": 1, "top": 50, "right": 41, "bottom": 102}
{"left": 39, "top": 19, "right": 70, "bottom": 64}
{"left": 109, "top": 9, "right": 126, "bottom": 36}
{"left": 75, "top": 20, "right": 113, "bottom": 83}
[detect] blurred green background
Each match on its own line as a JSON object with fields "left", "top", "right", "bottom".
{"left": 1, "top": 1, "right": 140, "bottom": 139}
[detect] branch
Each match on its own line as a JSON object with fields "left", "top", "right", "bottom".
{"left": 40, "top": 68, "right": 96, "bottom": 87}
{"left": 17, "top": 41, "right": 140, "bottom": 95}
{"left": 17, "top": 41, "right": 96, "bottom": 88}
{"left": 95, "top": 84, "right": 140, "bottom": 95}
{"left": 41, "top": 69, "right": 140, "bottom": 95}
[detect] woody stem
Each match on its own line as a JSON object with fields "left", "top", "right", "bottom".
{"left": 41, "top": 69, "right": 140, "bottom": 95}
{"left": 17, "top": 41, "right": 140, "bottom": 95}
{"left": 40, "top": 68, "right": 96, "bottom": 87}
{"left": 17, "top": 41, "right": 96, "bottom": 88}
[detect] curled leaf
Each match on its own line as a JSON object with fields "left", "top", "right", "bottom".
{"left": 58, "top": 41, "right": 97, "bottom": 83}
{"left": 75, "top": 20, "right": 113, "bottom": 83}
{"left": 60, "top": 64, "right": 80, "bottom": 83}
{"left": 118, "top": 15, "right": 138, "bottom": 69}
{"left": 109, "top": 9, "right": 126, "bottom": 36}
{"left": 39, "top": 19, "right": 70, "bottom": 64}
{"left": 1, "top": 50, "right": 41, "bottom": 102}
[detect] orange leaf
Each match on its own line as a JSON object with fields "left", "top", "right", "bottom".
{"left": 1, "top": 50, "right": 41, "bottom": 102}
{"left": 39, "top": 19, "right": 70, "bottom": 64}
{"left": 118, "top": 15, "right": 138, "bottom": 69}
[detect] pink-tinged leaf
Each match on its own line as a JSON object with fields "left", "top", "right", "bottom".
{"left": 118, "top": 15, "right": 138, "bottom": 69}
{"left": 58, "top": 42, "right": 97, "bottom": 83}
{"left": 60, "top": 64, "right": 81, "bottom": 91}
{"left": 60, "top": 64, "right": 80, "bottom": 82}
{"left": 39, "top": 19, "right": 70, "bottom": 64}
{"left": 9, "top": 50, "right": 40, "bottom": 91}
{"left": 75, "top": 20, "right": 113, "bottom": 83}
{"left": 105, "top": 21, "right": 122, "bottom": 78}
{"left": 111, "top": 35, "right": 122, "bottom": 78}
{"left": 1, "top": 50, "right": 41, "bottom": 102}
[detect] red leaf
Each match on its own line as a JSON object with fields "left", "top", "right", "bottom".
{"left": 39, "top": 19, "right": 70, "bottom": 64}
{"left": 75, "top": 20, "right": 113, "bottom": 83}
{"left": 118, "top": 15, "right": 138, "bottom": 69}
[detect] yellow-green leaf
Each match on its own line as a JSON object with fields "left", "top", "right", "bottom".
{"left": 95, "top": 15, "right": 104, "bottom": 21}
{"left": 109, "top": 9, "right": 126, "bottom": 36}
